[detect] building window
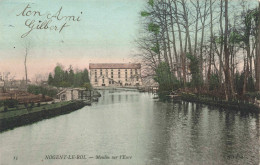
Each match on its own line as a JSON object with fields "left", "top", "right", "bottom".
{"left": 130, "top": 69, "right": 133, "bottom": 75}
{"left": 111, "top": 75, "right": 113, "bottom": 78}
{"left": 100, "top": 69, "right": 102, "bottom": 75}
{"left": 102, "top": 78, "right": 104, "bottom": 84}
{"left": 136, "top": 77, "right": 139, "bottom": 81}
{"left": 125, "top": 78, "right": 127, "bottom": 81}
{"left": 95, "top": 78, "right": 97, "bottom": 82}
{"left": 118, "top": 75, "right": 120, "bottom": 78}
{"left": 125, "top": 74, "right": 127, "bottom": 78}
{"left": 135, "top": 69, "right": 137, "bottom": 74}
{"left": 106, "top": 69, "right": 108, "bottom": 76}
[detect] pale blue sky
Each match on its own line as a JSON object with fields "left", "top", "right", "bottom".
{"left": 0, "top": 0, "right": 145, "bottom": 78}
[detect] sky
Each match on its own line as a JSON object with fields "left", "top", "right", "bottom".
{"left": 0, "top": 0, "right": 146, "bottom": 80}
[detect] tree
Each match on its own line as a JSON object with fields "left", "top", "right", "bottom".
{"left": 48, "top": 73, "right": 54, "bottom": 85}
{"left": 135, "top": 0, "right": 259, "bottom": 99}
{"left": 154, "top": 62, "right": 179, "bottom": 92}
{"left": 23, "top": 40, "right": 31, "bottom": 86}
{"left": 223, "top": 0, "right": 232, "bottom": 100}
{"left": 48, "top": 64, "right": 90, "bottom": 88}
{"left": 187, "top": 53, "right": 202, "bottom": 90}
{"left": 256, "top": 1, "right": 260, "bottom": 91}
{"left": 53, "top": 64, "right": 65, "bottom": 87}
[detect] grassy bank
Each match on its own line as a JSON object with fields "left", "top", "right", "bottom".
{"left": 0, "top": 102, "right": 71, "bottom": 120}
{"left": 0, "top": 101, "right": 85, "bottom": 132}
{"left": 180, "top": 93, "right": 259, "bottom": 113}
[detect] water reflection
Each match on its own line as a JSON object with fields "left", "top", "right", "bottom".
{"left": 0, "top": 90, "right": 258, "bottom": 165}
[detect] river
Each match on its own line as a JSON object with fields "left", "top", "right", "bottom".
{"left": 0, "top": 90, "right": 259, "bottom": 165}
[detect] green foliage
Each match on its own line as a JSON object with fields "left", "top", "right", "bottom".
{"left": 209, "top": 74, "right": 219, "bottom": 90}
{"left": 48, "top": 73, "right": 54, "bottom": 85}
{"left": 236, "top": 72, "right": 244, "bottom": 95}
{"left": 229, "top": 31, "right": 243, "bottom": 44}
{"left": 141, "top": 11, "right": 151, "bottom": 17}
{"left": 4, "top": 99, "right": 19, "bottom": 108}
{"left": 0, "top": 101, "right": 4, "bottom": 107}
{"left": 28, "top": 85, "right": 58, "bottom": 98}
{"left": 186, "top": 53, "right": 202, "bottom": 87}
{"left": 82, "top": 82, "right": 92, "bottom": 90}
{"left": 48, "top": 64, "right": 90, "bottom": 88}
{"left": 154, "top": 62, "right": 180, "bottom": 92}
{"left": 234, "top": 72, "right": 255, "bottom": 94}
{"left": 148, "top": 0, "right": 154, "bottom": 7}
{"left": 151, "top": 43, "right": 160, "bottom": 54}
{"left": 215, "top": 36, "right": 223, "bottom": 44}
{"left": 148, "top": 23, "right": 160, "bottom": 35}
{"left": 247, "top": 76, "right": 255, "bottom": 92}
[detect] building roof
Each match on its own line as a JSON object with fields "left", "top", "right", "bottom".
{"left": 89, "top": 63, "right": 141, "bottom": 69}
{"left": 56, "top": 88, "right": 85, "bottom": 96}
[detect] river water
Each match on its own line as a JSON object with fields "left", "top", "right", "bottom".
{"left": 0, "top": 90, "right": 259, "bottom": 165}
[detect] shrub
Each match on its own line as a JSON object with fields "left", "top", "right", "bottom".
{"left": 24, "top": 103, "right": 28, "bottom": 108}
{"left": 28, "top": 85, "right": 58, "bottom": 98}
{"left": 30, "top": 102, "right": 35, "bottom": 107}
{"left": 4, "top": 106, "right": 8, "bottom": 112}
{"left": 0, "top": 101, "right": 4, "bottom": 107}
{"left": 154, "top": 62, "right": 180, "bottom": 92}
{"left": 82, "top": 82, "right": 92, "bottom": 90}
{"left": 4, "top": 99, "right": 19, "bottom": 108}
{"left": 37, "top": 103, "right": 41, "bottom": 107}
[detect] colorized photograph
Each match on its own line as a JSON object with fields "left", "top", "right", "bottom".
{"left": 0, "top": 0, "right": 259, "bottom": 164}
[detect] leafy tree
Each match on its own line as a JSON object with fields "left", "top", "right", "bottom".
{"left": 186, "top": 53, "right": 202, "bottom": 88}
{"left": 154, "top": 62, "right": 179, "bottom": 92}
{"left": 82, "top": 69, "right": 90, "bottom": 83}
{"left": 53, "top": 64, "right": 64, "bottom": 86}
{"left": 82, "top": 82, "right": 92, "bottom": 90}
{"left": 209, "top": 74, "right": 219, "bottom": 90}
{"left": 48, "top": 73, "right": 54, "bottom": 85}
{"left": 47, "top": 64, "right": 90, "bottom": 88}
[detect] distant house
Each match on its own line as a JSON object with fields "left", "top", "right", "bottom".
{"left": 89, "top": 63, "right": 142, "bottom": 87}
{"left": 56, "top": 88, "right": 86, "bottom": 101}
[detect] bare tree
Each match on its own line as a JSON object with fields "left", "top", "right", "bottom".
{"left": 256, "top": 1, "right": 260, "bottom": 91}
{"left": 23, "top": 40, "right": 31, "bottom": 86}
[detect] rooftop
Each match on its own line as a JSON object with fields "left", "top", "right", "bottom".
{"left": 89, "top": 63, "right": 141, "bottom": 69}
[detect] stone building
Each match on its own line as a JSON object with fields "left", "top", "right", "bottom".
{"left": 56, "top": 88, "right": 85, "bottom": 101}
{"left": 89, "top": 63, "right": 142, "bottom": 87}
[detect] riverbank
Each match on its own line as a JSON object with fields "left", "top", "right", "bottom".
{"left": 0, "top": 101, "right": 86, "bottom": 132}
{"left": 178, "top": 93, "right": 260, "bottom": 113}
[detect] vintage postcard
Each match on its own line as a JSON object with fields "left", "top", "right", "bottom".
{"left": 0, "top": 0, "right": 259, "bottom": 165}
